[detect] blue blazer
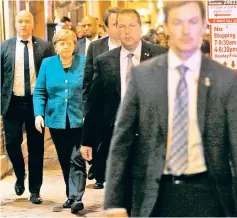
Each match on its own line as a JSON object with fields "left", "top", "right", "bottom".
{"left": 33, "top": 54, "right": 86, "bottom": 129}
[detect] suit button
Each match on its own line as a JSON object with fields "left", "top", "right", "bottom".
{"left": 65, "top": 89, "right": 68, "bottom": 92}
{"left": 162, "top": 155, "right": 166, "bottom": 160}
{"left": 174, "top": 180, "right": 181, "bottom": 185}
{"left": 65, "top": 80, "right": 68, "bottom": 83}
{"left": 65, "top": 99, "right": 68, "bottom": 102}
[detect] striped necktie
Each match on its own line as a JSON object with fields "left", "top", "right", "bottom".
{"left": 168, "top": 65, "right": 189, "bottom": 176}
{"left": 126, "top": 53, "right": 134, "bottom": 84}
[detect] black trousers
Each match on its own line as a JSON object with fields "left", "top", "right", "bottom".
{"left": 49, "top": 124, "right": 86, "bottom": 199}
{"left": 150, "top": 172, "right": 225, "bottom": 217}
{"left": 93, "top": 128, "right": 138, "bottom": 183}
{"left": 3, "top": 95, "right": 44, "bottom": 194}
{"left": 92, "top": 127, "right": 113, "bottom": 183}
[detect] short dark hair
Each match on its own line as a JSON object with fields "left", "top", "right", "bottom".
{"left": 163, "top": 1, "right": 205, "bottom": 23}
{"left": 116, "top": 9, "right": 142, "bottom": 26}
{"left": 103, "top": 7, "right": 120, "bottom": 27}
{"left": 148, "top": 29, "right": 157, "bottom": 36}
{"left": 201, "top": 39, "right": 210, "bottom": 54}
{"left": 60, "top": 16, "right": 71, "bottom": 23}
{"left": 99, "top": 24, "right": 106, "bottom": 31}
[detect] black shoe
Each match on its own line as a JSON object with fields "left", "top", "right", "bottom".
{"left": 94, "top": 182, "right": 104, "bottom": 189}
{"left": 88, "top": 166, "right": 94, "bottom": 180}
{"left": 30, "top": 193, "right": 43, "bottom": 204}
{"left": 15, "top": 174, "right": 26, "bottom": 196}
{"left": 63, "top": 199, "right": 74, "bottom": 208}
{"left": 71, "top": 200, "right": 84, "bottom": 214}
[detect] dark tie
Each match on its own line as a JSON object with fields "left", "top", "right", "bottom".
{"left": 168, "top": 65, "right": 189, "bottom": 175}
{"left": 21, "top": 40, "right": 31, "bottom": 96}
{"left": 126, "top": 53, "right": 134, "bottom": 84}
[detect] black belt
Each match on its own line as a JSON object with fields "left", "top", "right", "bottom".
{"left": 162, "top": 172, "right": 208, "bottom": 184}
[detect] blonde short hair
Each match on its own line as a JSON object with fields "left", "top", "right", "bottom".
{"left": 52, "top": 29, "right": 77, "bottom": 47}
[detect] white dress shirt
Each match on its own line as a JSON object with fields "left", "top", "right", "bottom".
{"left": 85, "top": 35, "right": 99, "bottom": 55}
{"left": 13, "top": 37, "right": 36, "bottom": 96}
{"left": 120, "top": 40, "right": 142, "bottom": 100}
{"left": 164, "top": 49, "right": 207, "bottom": 175}
{"left": 108, "top": 37, "right": 118, "bottom": 50}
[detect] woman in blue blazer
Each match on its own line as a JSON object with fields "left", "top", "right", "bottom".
{"left": 33, "top": 29, "right": 86, "bottom": 211}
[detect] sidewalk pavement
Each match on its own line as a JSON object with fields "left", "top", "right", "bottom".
{"left": 0, "top": 139, "right": 105, "bottom": 217}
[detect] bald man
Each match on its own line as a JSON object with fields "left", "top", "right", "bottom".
{"left": 1, "top": 10, "right": 54, "bottom": 204}
{"left": 75, "top": 16, "right": 99, "bottom": 55}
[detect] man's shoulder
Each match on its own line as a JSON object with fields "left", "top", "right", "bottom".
{"left": 33, "top": 36, "right": 51, "bottom": 46}
{"left": 204, "top": 56, "right": 237, "bottom": 80}
{"left": 97, "top": 47, "right": 120, "bottom": 60}
{"left": 135, "top": 53, "right": 167, "bottom": 73}
{"left": 90, "top": 36, "right": 109, "bottom": 47}
{"left": 142, "top": 41, "right": 168, "bottom": 54}
{"left": 1, "top": 37, "right": 16, "bottom": 48}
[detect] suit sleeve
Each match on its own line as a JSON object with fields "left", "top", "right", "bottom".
{"left": 44, "top": 42, "right": 55, "bottom": 57}
{"left": 226, "top": 75, "right": 237, "bottom": 211}
{"left": 1, "top": 43, "right": 4, "bottom": 89}
{"left": 74, "top": 41, "right": 80, "bottom": 54}
{"left": 33, "top": 59, "right": 48, "bottom": 117}
{"left": 82, "top": 43, "right": 94, "bottom": 116}
{"left": 104, "top": 67, "right": 139, "bottom": 210}
{"left": 81, "top": 56, "right": 104, "bottom": 147}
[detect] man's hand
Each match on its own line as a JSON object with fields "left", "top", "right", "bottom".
{"left": 35, "top": 115, "right": 44, "bottom": 133}
{"left": 80, "top": 146, "right": 92, "bottom": 161}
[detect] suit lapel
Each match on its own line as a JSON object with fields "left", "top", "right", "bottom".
{"left": 197, "top": 55, "right": 212, "bottom": 136}
{"left": 156, "top": 54, "right": 168, "bottom": 138}
{"left": 140, "top": 41, "right": 152, "bottom": 62}
{"left": 112, "top": 47, "right": 121, "bottom": 97}
{"left": 55, "top": 55, "right": 67, "bottom": 75}
{"left": 81, "top": 38, "right": 86, "bottom": 55}
{"left": 102, "top": 37, "right": 109, "bottom": 51}
{"left": 10, "top": 38, "right": 17, "bottom": 81}
{"left": 32, "top": 37, "right": 40, "bottom": 74}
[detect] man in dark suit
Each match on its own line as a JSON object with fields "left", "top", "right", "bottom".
{"left": 1, "top": 10, "right": 54, "bottom": 204}
{"left": 83, "top": 7, "right": 121, "bottom": 114}
{"left": 80, "top": 9, "right": 167, "bottom": 193}
{"left": 81, "top": 7, "right": 121, "bottom": 189}
{"left": 74, "top": 16, "right": 99, "bottom": 56}
{"left": 104, "top": 1, "right": 237, "bottom": 217}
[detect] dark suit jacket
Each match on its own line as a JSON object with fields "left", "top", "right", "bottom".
{"left": 74, "top": 37, "right": 86, "bottom": 55}
{"left": 104, "top": 53, "right": 237, "bottom": 217}
{"left": 81, "top": 40, "right": 168, "bottom": 147}
{"left": 75, "top": 36, "right": 101, "bottom": 56}
{"left": 82, "top": 36, "right": 109, "bottom": 115}
{"left": 1, "top": 36, "right": 54, "bottom": 116}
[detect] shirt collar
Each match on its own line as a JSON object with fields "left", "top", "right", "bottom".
{"left": 17, "top": 36, "right": 33, "bottom": 45}
{"left": 108, "top": 37, "right": 118, "bottom": 50}
{"left": 168, "top": 48, "right": 202, "bottom": 74}
{"left": 86, "top": 35, "right": 99, "bottom": 44}
{"left": 121, "top": 40, "right": 142, "bottom": 60}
